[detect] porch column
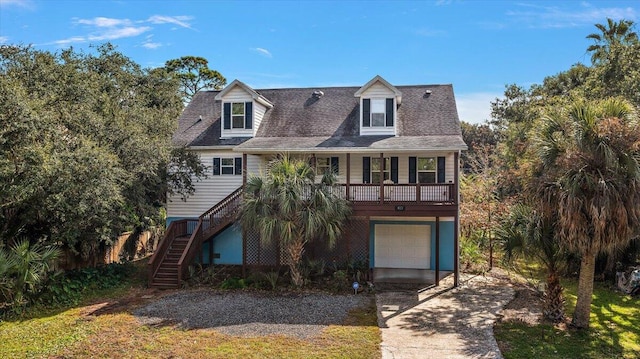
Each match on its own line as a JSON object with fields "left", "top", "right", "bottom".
{"left": 435, "top": 216, "right": 440, "bottom": 286}
{"left": 242, "top": 153, "right": 247, "bottom": 278}
{"left": 242, "top": 153, "right": 247, "bottom": 188}
{"left": 379, "top": 152, "right": 384, "bottom": 203}
{"left": 454, "top": 151, "right": 460, "bottom": 287}
{"left": 346, "top": 153, "right": 351, "bottom": 200}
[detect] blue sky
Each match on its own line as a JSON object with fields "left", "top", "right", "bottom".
{"left": 1, "top": 0, "right": 638, "bottom": 124}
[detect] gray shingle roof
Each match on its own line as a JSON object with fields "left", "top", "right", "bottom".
{"left": 173, "top": 83, "right": 466, "bottom": 151}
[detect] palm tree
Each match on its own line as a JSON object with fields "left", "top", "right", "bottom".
{"left": 0, "top": 239, "right": 60, "bottom": 306}
{"left": 535, "top": 97, "right": 640, "bottom": 328}
{"left": 498, "top": 203, "right": 566, "bottom": 322}
{"left": 586, "top": 18, "right": 638, "bottom": 64}
{"left": 239, "top": 155, "right": 351, "bottom": 287}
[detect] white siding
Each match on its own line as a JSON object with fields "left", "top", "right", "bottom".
{"left": 360, "top": 82, "right": 396, "bottom": 98}
{"left": 166, "top": 150, "right": 261, "bottom": 218}
{"left": 253, "top": 102, "right": 267, "bottom": 136}
{"left": 223, "top": 87, "right": 253, "bottom": 101}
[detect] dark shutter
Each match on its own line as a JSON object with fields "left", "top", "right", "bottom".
{"left": 331, "top": 157, "right": 339, "bottom": 175}
{"left": 437, "top": 156, "right": 446, "bottom": 183}
{"left": 386, "top": 98, "right": 394, "bottom": 127}
{"left": 391, "top": 157, "right": 398, "bottom": 183}
{"left": 244, "top": 102, "right": 253, "bottom": 129}
{"left": 362, "top": 99, "right": 371, "bottom": 127}
{"left": 223, "top": 103, "right": 231, "bottom": 130}
{"left": 362, "top": 157, "right": 371, "bottom": 183}
{"left": 213, "top": 158, "right": 221, "bottom": 175}
{"left": 234, "top": 157, "right": 242, "bottom": 175}
{"left": 409, "top": 157, "right": 417, "bottom": 183}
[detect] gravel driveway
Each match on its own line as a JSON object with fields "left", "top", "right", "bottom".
{"left": 134, "top": 290, "right": 370, "bottom": 339}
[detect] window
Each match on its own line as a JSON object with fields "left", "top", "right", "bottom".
{"left": 316, "top": 156, "right": 339, "bottom": 176}
{"left": 223, "top": 102, "right": 252, "bottom": 130}
{"left": 213, "top": 157, "right": 242, "bottom": 175}
{"left": 371, "top": 157, "right": 390, "bottom": 184}
{"left": 371, "top": 99, "right": 386, "bottom": 127}
{"left": 316, "top": 157, "right": 331, "bottom": 175}
{"left": 362, "top": 98, "right": 394, "bottom": 128}
{"left": 221, "top": 158, "right": 235, "bottom": 174}
{"left": 232, "top": 103, "right": 245, "bottom": 129}
{"left": 418, "top": 157, "right": 436, "bottom": 183}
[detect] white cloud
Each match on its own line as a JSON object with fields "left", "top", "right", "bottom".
{"left": 0, "top": 0, "right": 33, "bottom": 8}
{"left": 52, "top": 14, "right": 192, "bottom": 46}
{"left": 88, "top": 26, "right": 151, "bottom": 41}
{"left": 147, "top": 15, "right": 193, "bottom": 29}
{"left": 0, "top": 36, "right": 8, "bottom": 44}
{"left": 253, "top": 47, "right": 273, "bottom": 58}
{"left": 142, "top": 35, "right": 162, "bottom": 49}
{"left": 76, "top": 17, "right": 132, "bottom": 28}
{"left": 506, "top": 3, "right": 637, "bottom": 28}
{"left": 456, "top": 92, "right": 501, "bottom": 125}
{"left": 415, "top": 28, "right": 446, "bottom": 37}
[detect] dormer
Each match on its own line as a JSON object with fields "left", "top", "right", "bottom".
{"left": 215, "top": 80, "right": 273, "bottom": 138}
{"left": 354, "top": 75, "right": 402, "bottom": 136}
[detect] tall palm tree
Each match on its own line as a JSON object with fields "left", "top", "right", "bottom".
{"left": 586, "top": 18, "right": 638, "bottom": 64}
{"left": 239, "top": 155, "right": 351, "bottom": 287}
{"left": 535, "top": 97, "right": 640, "bottom": 328}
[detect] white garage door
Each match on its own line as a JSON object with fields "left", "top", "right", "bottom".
{"left": 374, "top": 224, "right": 430, "bottom": 269}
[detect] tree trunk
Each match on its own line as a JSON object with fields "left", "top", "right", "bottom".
{"left": 543, "top": 270, "right": 565, "bottom": 323}
{"left": 572, "top": 249, "right": 596, "bottom": 329}
{"left": 287, "top": 238, "right": 306, "bottom": 287}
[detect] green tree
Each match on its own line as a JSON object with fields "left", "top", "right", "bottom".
{"left": 0, "top": 44, "right": 205, "bottom": 263}
{"left": 535, "top": 98, "right": 640, "bottom": 328}
{"left": 164, "top": 56, "right": 226, "bottom": 103}
{"left": 586, "top": 18, "right": 638, "bottom": 65}
{"left": 239, "top": 155, "right": 351, "bottom": 287}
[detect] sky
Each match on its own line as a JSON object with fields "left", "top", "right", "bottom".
{"left": 1, "top": 0, "right": 638, "bottom": 124}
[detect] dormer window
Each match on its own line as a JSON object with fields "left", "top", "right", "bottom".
{"left": 232, "top": 103, "right": 246, "bottom": 128}
{"left": 363, "top": 98, "right": 394, "bottom": 127}
{"left": 223, "top": 102, "right": 253, "bottom": 130}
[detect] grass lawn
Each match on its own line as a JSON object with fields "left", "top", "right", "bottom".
{"left": 495, "top": 278, "right": 640, "bottom": 359}
{"left": 0, "top": 284, "right": 380, "bottom": 359}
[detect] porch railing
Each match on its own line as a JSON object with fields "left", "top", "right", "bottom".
{"left": 340, "top": 183, "right": 456, "bottom": 204}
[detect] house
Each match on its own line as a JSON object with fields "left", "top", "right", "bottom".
{"left": 149, "top": 75, "right": 467, "bottom": 289}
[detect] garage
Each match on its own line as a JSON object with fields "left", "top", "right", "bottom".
{"left": 374, "top": 224, "right": 430, "bottom": 269}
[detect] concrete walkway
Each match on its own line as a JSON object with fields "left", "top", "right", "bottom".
{"left": 376, "top": 272, "right": 515, "bottom": 359}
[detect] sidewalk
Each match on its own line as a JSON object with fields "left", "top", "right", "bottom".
{"left": 376, "top": 272, "right": 515, "bottom": 359}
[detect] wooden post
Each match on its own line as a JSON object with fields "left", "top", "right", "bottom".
{"left": 416, "top": 182, "right": 421, "bottom": 203}
{"left": 454, "top": 151, "right": 460, "bottom": 287}
{"left": 379, "top": 152, "right": 384, "bottom": 203}
{"left": 346, "top": 153, "right": 351, "bottom": 200}
{"left": 242, "top": 153, "right": 247, "bottom": 188}
{"left": 242, "top": 153, "right": 247, "bottom": 278}
{"left": 435, "top": 216, "right": 440, "bottom": 286}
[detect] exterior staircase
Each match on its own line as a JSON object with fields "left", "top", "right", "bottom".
{"left": 148, "top": 187, "right": 243, "bottom": 289}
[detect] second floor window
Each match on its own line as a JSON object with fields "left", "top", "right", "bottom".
{"left": 371, "top": 157, "right": 390, "bottom": 184}
{"left": 232, "top": 103, "right": 245, "bottom": 129}
{"left": 363, "top": 98, "right": 394, "bottom": 128}
{"left": 223, "top": 102, "right": 253, "bottom": 130}
{"left": 418, "top": 157, "right": 436, "bottom": 183}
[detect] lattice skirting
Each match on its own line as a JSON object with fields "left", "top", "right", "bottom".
{"left": 243, "top": 216, "right": 370, "bottom": 268}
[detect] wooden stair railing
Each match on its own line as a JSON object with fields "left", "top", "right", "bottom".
{"left": 177, "top": 187, "right": 244, "bottom": 284}
{"left": 148, "top": 187, "right": 244, "bottom": 288}
{"left": 147, "top": 218, "right": 198, "bottom": 288}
